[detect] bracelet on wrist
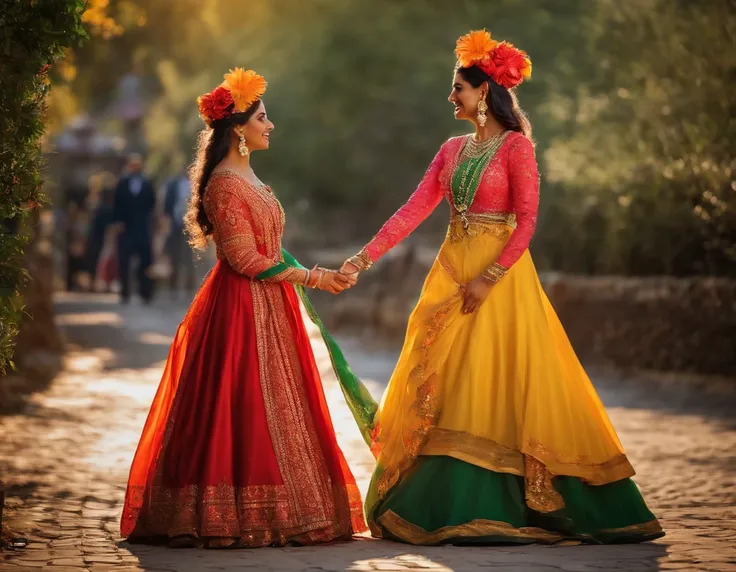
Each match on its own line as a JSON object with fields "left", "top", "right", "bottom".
{"left": 346, "top": 248, "right": 373, "bottom": 272}
{"left": 316, "top": 269, "right": 327, "bottom": 289}
{"left": 481, "top": 262, "right": 508, "bottom": 283}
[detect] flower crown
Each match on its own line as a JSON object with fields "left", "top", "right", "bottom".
{"left": 196, "top": 68, "right": 267, "bottom": 127}
{"left": 455, "top": 30, "right": 531, "bottom": 90}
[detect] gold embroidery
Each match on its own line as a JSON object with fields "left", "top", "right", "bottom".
{"left": 262, "top": 267, "right": 300, "bottom": 283}
{"left": 251, "top": 282, "right": 332, "bottom": 521}
{"left": 600, "top": 520, "right": 664, "bottom": 536}
{"left": 421, "top": 428, "right": 525, "bottom": 477}
{"left": 425, "top": 429, "right": 634, "bottom": 485}
{"left": 205, "top": 171, "right": 297, "bottom": 282}
{"left": 250, "top": 281, "right": 362, "bottom": 535}
{"left": 525, "top": 439, "right": 635, "bottom": 485}
{"left": 377, "top": 510, "right": 563, "bottom": 545}
{"left": 127, "top": 483, "right": 362, "bottom": 546}
{"left": 524, "top": 456, "right": 566, "bottom": 513}
{"left": 437, "top": 252, "right": 462, "bottom": 285}
{"left": 447, "top": 212, "right": 515, "bottom": 243}
{"left": 375, "top": 293, "right": 459, "bottom": 499}
{"left": 376, "top": 511, "right": 662, "bottom": 545}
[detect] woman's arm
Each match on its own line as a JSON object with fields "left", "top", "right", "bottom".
{"left": 346, "top": 145, "right": 446, "bottom": 271}
{"left": 494, "top": 136, "right": 540, "bottom": 272}
{"left": 204, "top": 179, "right": 279, "bottom": 277}
{"left": 205, "top": 177, "right": 352, "bottom": 292}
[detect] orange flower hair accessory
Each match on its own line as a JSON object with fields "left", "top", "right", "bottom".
{"left": 196, "top": 68, "right": 267, "bottom": 126}
{"left": 222, "top": 68, "right": 267, "bottom": 113}
{"left": 455, "top": 29, "right": 531, "bottom": 89}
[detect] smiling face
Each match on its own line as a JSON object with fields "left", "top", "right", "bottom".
{"left": 235, "top": 101, "right": 274, "bottom": 152}
{"left": 448, "top": 71, "right": 487, "bottom": 123}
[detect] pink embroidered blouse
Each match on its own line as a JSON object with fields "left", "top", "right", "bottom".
{"left": 363, "top": 131, "right": 539, "bottom": 270}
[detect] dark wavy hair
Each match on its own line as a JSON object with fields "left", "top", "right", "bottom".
{"left": 184, "top": 101, "right": 261, "bottom": 249}
{"left": 457, "top": 66, "right": 532, "bottom": 139}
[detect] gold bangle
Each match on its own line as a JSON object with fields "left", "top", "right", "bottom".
{"left": 347, "top": 248, "right": 373, "bottom": 272}
{"left": 303, "top": 269, "right": 311, "bottom": 287}
{"left": 316, "top": 269, "right": 327, "bottom": 289}
{"left": 481, "top": 262, "right": 508, "bottom": 283}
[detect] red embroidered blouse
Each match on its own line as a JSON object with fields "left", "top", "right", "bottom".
{"left": 363, "top": 131, "right": 539, "bottom": 270}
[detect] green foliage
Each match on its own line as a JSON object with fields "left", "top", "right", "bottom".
{"left": 539, "top": 0, "right": 736, "bottom": 275}
{"left": 57, "top": 0, "right": 734, "bottom": 276}
{"left": 0, "top": 0, "right": 87, "bottom": 373}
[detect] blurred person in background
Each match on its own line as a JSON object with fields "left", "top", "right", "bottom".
{"left": 86, "top": 172, "right": 117, "bottom": 292}
{"left": 342, "top": 30, "right": 664, "bottom": 545}
{"left": 64, "top": 198, "right": 89, "bottom": 292}
{"left": 113, "top": 153, "right": 155, "bottom": 304}
{"left": 163, "top": 168, "right": 197, "bottom": 295}
{"left": 121, "top": 69, "right": 372, "bottom": 548}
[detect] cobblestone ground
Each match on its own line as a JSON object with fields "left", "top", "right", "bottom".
{"left": 1, "top": 292, "right": 734, "bottom": 572}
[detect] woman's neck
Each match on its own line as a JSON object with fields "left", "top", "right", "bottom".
{"left": 474, "top": 117, "right": 505, "bottom": 141}
{"left": 221, "top": 146, "right": 251, "bottom": 170}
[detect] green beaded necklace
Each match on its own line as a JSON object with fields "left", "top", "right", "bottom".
{"left": 450, "top": 131, "right": 510, "bottom": 227}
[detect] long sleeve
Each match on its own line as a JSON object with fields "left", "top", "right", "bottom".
{"left": 363, "top": 146, "right": 445, "bottom": 263}
{"left": 496, "top": 136, "right": 539, "bottom": 269}
{"left": 205, "top": 177, "right": 304, "bottom": 283}
{"left": 205, "top": 180, "right": 278, "bottom": 278}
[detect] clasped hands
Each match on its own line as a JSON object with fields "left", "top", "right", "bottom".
{"left": 311, "top": 260, "right": 496, "bottom": 311}
{"left": 307, "top": 260, "right": 361, "bottom": 295}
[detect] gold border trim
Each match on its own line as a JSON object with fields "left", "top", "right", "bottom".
{"left": 601, "top": 520, "right": 664, "bottom": 536}
{"left": 377, "top": 510, "right": 563, "bottom": 545}
{"left": 437, "top": 252, "right": 462, "bottom": 286}
{"left": 421, "top": 428, "right": 635, "bottom": 487}
{"left": 447, "top": 212, "right": 516, "bottom": 243}
{"left": 452, "top": 211, "right": 517, "bottom": 227}
{"left": 422, "top": 428, "right": 525, "bottom": 476}
{"left": 374, "top": 294, "right": 461, "bottom": 499}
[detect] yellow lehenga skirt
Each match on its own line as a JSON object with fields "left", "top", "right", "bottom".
{"left": 365, "top": 214, "right": 663, "bottom": 545}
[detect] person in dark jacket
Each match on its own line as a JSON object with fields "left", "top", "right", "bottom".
{"left": 113, "top": 153, "right": 156, "bottom": 304}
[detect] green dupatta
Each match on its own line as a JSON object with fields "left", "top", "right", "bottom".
{"left": 257, "top": 250, "right": 378, "bottom": 446}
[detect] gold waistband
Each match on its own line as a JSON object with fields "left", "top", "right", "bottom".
{"left": 451, "top": 212, "right": 516, "bottom": 227}
{"left": 447, "top": 212, "right": 516, "bottom": 243}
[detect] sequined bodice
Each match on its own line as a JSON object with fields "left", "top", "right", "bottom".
{"left": 364, "top": 131, "right": 540, "bottom": 269}
{"left": 202, "top": 170, "right": 286, "bottom": 277}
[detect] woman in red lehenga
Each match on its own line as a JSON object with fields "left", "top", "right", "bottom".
{"left": 121, "top": 68, "right": 377, "bottom": 548}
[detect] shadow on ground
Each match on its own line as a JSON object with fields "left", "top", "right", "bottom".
{"left": 122, "top": 537, "right": 670, "bottom": 572}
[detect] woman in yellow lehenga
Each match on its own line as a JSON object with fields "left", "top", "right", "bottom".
{"left": 341, "top": 30, "right": 664, "bottom": 545}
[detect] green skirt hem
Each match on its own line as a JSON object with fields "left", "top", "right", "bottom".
{"left": 370, "top": 455, "right": 664, "bottom": 546}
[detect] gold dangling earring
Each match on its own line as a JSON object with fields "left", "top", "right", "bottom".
{"left": 237, "top": 129, "right": 249, "bottom": 157}
{"left": 477, "top": 97, "right": 488, "bottom": 127}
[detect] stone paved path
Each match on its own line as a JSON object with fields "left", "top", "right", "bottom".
{"left": 1, "top": 292, "right": 734, "bottom": 571}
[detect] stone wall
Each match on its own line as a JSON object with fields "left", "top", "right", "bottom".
{"left": 310, "top": 246, "right": 736, "bottom": 377}
{"left": 539, "top": 274, "right": 735, "bottom": 376}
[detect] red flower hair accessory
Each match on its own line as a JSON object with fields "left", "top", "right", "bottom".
{"left": 196, "top": 68, "right": 267, "bottom": 127}
{"left": 197, "top": 86, "right": 234, "bottom": 126}
{"left": 455, "top": 30, "right": 531, "bottom": 89}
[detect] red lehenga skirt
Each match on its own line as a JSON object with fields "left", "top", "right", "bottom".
{"left": 121, "top": 261, "right": 366, "bottom": 547}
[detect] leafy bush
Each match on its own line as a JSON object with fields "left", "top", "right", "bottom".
{"left": 0, "top": 0, "right": 87, "bottom": 373}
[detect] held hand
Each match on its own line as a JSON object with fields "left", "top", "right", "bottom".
{"left": 317, "top": 268, "right": 356, "bottom": 295}
{"left": 461, "top": 276, "right": 494, "bottom": 314}
{"left": 340, "top": 260, "right": 360, "bottom": 277}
